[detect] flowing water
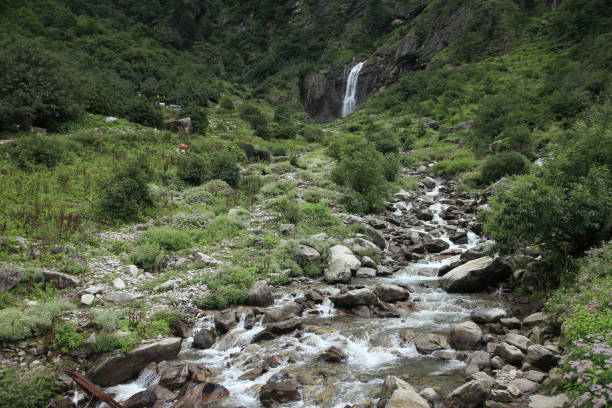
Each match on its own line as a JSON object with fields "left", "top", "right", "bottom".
{"left": 108, "top": 177, "right": 507, "bottom": 407}
{"left": 341, "top": 62, "right": 365, "bottom": 118}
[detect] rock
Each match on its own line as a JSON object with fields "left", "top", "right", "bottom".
{"left": 509, "top": 378, "right": 537, "bottom": 394}
{"left": 42, "top": 269, "right": 79, "bottom": 289}
{"left": 528, "top": 394, "right": 569, "bottom": 408}
{"left": 171, "top": 382, "right": 229, "bottom": 407}
{"left": 377, "top": 375, "right": 416, "bottom": 408}
{"left": 420, "top": 387, "right": 440, "bottom": 403}
{"left": 361, "top": 256, "right": 377, "bottom": 268}
{"left": 417, "top": 267, "right": 439, "bottom": 277}
{"left": 355, "top": 267, "right": 377, "bottom": 278}
{"left": 494, "top": 343, "right": 524, "bottom": 365}
{"left": 260, "top": 380, "right": 300, "bottom": 407}
{"left": 148, "top": 385, "right": 176, "bottom": 403}
{"left": 448, "top": 321, "right": 482, "bottom": 350}
{"left": 376, "top": 265, "right": 393, "bottom": 276}
{"left": 365, "top": 227, "right": 386, "bottom": 250}
{"left": 525, "top": 370, "right": 546, "bottom": 382}
{"left": 329, "top": 245, "right": 361, "bottom": 270}
{"left": 124, "top": 389, "right": 157, "bottom": 408}
{"left": 331, "top": 288, "right": 377, "bottom": 308}
{"left": 113, "top": 278, "right": 126, "bottom": 290}
{"left": 0, "top": 268, "right": 22, "bottom": 291}
{"left": 440, "top": 257, "right": 511, "bottom": 293}
{"left": 464, "top": 351, "right": 491, "bottom": 376}
{"left": 85, "top": 285, "right": 105, "bottom": 294}
{"left": 280, "top": 224, "right": 297, "bottom": 236}
{"left": 295, "top": 245, "right": 321, "bottom": 266}
{"left": 343, "top": 238, "right": 381, "bottom": 255}
{"left": 263, "top": 302, "right": 303, "bottom": 323}
{"left": 522, "top": 312, "right": 550, "bottom": 327}
{"left": 193, "top": 253, "right": 221, "bottom": 265}
{"left": 102, "top": 291, "right": 144, "bottom": 305}
{"left": 490, "top": 390, "right": 513, "bottom": 403}
{"left": 503, "top": 333, "right": 532, "bottom": 352}
{"left": 248, "top": 280, "right": 273, "bottom": 306}
{"left": 266, "top": 318, "right": 302, "bottom": 335}
{"left": 471, "top": 371, "right": 494, "bottom": 386}
{"left": 193, "top": 329, "right": 216, "bottom": 349}
{"left": 471, "top": 308, "right": 507, "bottom": 324}
{"left": 214, "top": 311, "right": 237, "bottom": 333}
{"left": 374, "top": 284, "right": 409, "bottom": 302}
{"left": 387, "top": 388, "right": 430, "bottom": 408}
{"left": 189, "top": 363, "right": 212, "bottom": 383}
{"left": 423, "top": 176, "right": 437, "bottom": 187}
{"left": 445, "top": 379, "right": 491, "bottom": 408}
{"left": 499, "top": 317, "right": 521, "bottom": 329}
{"left": 159, "top": 364, "right": 189, "bottom": 390}
{"left": 325, "top": 245, "right": 361, "bottom": 283}
{"left": 526, "top": 344, "right": 559, "bottom": 370}
{"left": 127, "top": 264, "right": 139, "bottom": 276}
{"left": 486, "top": 177, "right": 510, "bottom": 195}
{"left": 413, "top": 333, "right": 449, "bottom": 354}
{"left": 87, "top": 337, "right": 182, "bottom": 386}
{"left": 237, "top": 142, "right": 271, "bottom": 162}
{"left": 80, "top": 294, "right": 95, "bottom": 305}
{"left": 166, "top": 117, "right": 193, "bottom": 136}
{"left": 458, "top": 120, "right": 475, "bottom": 130}
{"left": 490, "top": 356, "right": 504, "bottom": 370}
{"left": 423, "top": 239, "right": 450, "bottom": 253}
{"left": 321, "top": 346, "right": 348, "bottom": 362}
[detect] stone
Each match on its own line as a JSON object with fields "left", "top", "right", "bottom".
{"left": 128, "top": 264, "right": 139, "bottom": 275}
{"left": 42, "top": 269, "right": 79, "bottom": 289}
{"left": 193, "top": 329, "right": 216, "bottom": 349}
{"left": 189, "top": 363, "right": 212, "bottom": 383}
{"left": 263, "top": 302, "right": 303, "bottom": 323}
{"left": 266, "top": 318, "right": 302, "bottom": 335}
{"left": 295, "top": 245, "right": 321, "bottom": 266}
{"left": 355, "top": 267, "right": 377, "bottom": 278}
{"left": 440, "top": 257, "right": 511, "bottom": 293}
{"left": 328, "top": 245, "right": 361, "bottom": 270}
{"left": 376, "top": 265, "right": 393, "bottom": 276}
{"left": 159, "top": 363, "right": 189, "bottom": 390}
{"left": 490, "top": 356, "right": 504, "bottom": 370}
{"left": 124, "top": 389, "right": 157, "bottom": 408}
{"left": 528, "top": 394, "right": 569, "bottom": 408}
{"left": 331, "top": 288, "right": 377, "bottom": 307}
{"left": 494, "top": 342, "right": 524, "bottom": 365}
{"left": 509, "top": 378, "right": 537, "bottom": 394}
{"left": 214, "top": 311, "right": 236, "bottom": 333}
{"left": 0, "top": 268, "right": 22, "bottom": 291}
{"left": 377, "top": 375, "right": 416, "bottom": 408}
{"left": 522, "top": 312, "right": 550, "bottom": 327}
{"left": 503, "top": 333, "right": 532, "bottom": 352}
{"left": 386, "top": 388, "right": 430, "bottom": 408}
{"left": 499, "top": 317, "right": 521, "bottom": 329}
{"left": 448, "top": 321, "right": 483, "bottom": 350}
{"left": 148, "top": 385, "right": 176, "bottom": 403}
{"left": 423, "top": 239, "right": 450, "bottom": 253}
{"left": 85, "top": 285, "right": 105, "bottom": 295}
{"left": 280, "top": 224, "right": 297, "bottom": 236}
{"left": 420, "top": 387, "right": 440, "bottom": 403}
{"left": 102, "top": 291, "right": 144, "bottom": 305}
{"left": 361, "top": 256, "right": 377, "bottom": 268}
{"left": 525, "top": 370, "right": 546, "bottom": 382}
{"left": 171, "top": 382, "right": 229, "bottom": 407}
{"left": 445, "top": 379, "right": 491, "bottom": 408}
{"left": 471, "top": 308, "right": 507, "bottom": 324}
{"left": 471, "top": 372, "right": 494, "bottom": 386}
{"left": 80, "top": 294, "right": 95, "bottom": 305}
{"left": 260, "top": 380, "right": 300, "bottom": 407}
{"left": 321, "top": 346, "right": 348, "bottom": 362}
{"left": 248, "top": 280, "right": 273, "bottom": 306}
{"left": 193, "top": 252, "right": 221, "bottom": 265}
{"left": 87, "top": 337, "right": 182, "bottom": 386}
{"left": 113, "top": 278, "right": 126, "bottom": 290}
{"left": 413, "top": 333, "right": 449, "bottom": 354}
{"left": 464, "top": 351, "right": 491, "bottom": 376}
{"left": 526, "top": 344, "right": 559, "bottom": 370}
{"left": 490, "top": 390, "right": 513, "bottom": 403}
{"left": 165, "top": 117, "right": 193, "bottom": 136}
{"left": 374, "top": 284, "right": 409, "bottom": 302}
{"left": 343, "top": 237, "right": 381, "bottom": 255}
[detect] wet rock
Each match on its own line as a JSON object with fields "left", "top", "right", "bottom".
{"left": 321, "top": 346, "right": 348, "bottom": 362}
{"left": 377, "top": 376, "right": 416, "bottom": 408}
{"left": 248, "top": 280, "right": 273, "bottom": 306}
{"left": 253, "top": 330, "right": 276, "bottom": 343}
{"left": 263, "top": 302, "right": 303, "bottom": 322}
{"left": 471, "top": 372, "right": 494, "bottom": 386}
{"left": 423, "top": 176, "right": 437, "bottom": 187}
{"left": 433, "top": 350, "right": 455, "bottom": 360}
{"left": 331, "top": 288, "right": 377, "bottom": 307}
{"left": 239, "top": 366, "right": 264, "bottom": 381}
{"left": 295, "top": 245, "right": 321, "bottom": 266}
{"left": 503, "top": 333, "right": 532, "bottom": 352}
{"left": 420, "top": 387, "right": 440, "bottom": 403}
{"left": 417, "top": 267, "right": 439, "bottom": 277}
{"left": 42, "top": 269, "right": 79, "bottom": 289}
{"left": 444, "top": 379, "right": 491, "bottom": 408}
{"left": 423, "top": 239, "right": 450, "bottom": 253}
{"left": 440, "top": 257, "right": 511, "bottom": 293}
{"left": 387, "top": 388, "right": 430, "bottom": 408}
{"left": 526, "top": 345, "right": 559, "bottom": 370}
{"left": 355, "top": 267, "right": 377, "bottom": 278}
{"left": 471, "top": 308, "right": 507, "bottom": 324}
{"left": 193, "top": 329, "right": 216, "bottom": 349}
{"left": 148, "top": 385, "right": 176, "bottom": 403}
{"left": 102, "top": 291, "right": 144, "bottom": 305}
{"left": 212, "top": 311, "right": 237, "bottom": 334}
{"left": 171, "top": 382, "right": 229, "bottom": 407}
{"left": 376, "top": 265, "right": 393, "bottom": 276}
{"left": 0, "top": 268, "right": 22, "bottom": 291}
{"left": 464, "top": 351, "right": 491, "bottom": 376}
{"left": 495, "top": 343, "right": 524, "bottom": 365}
{"left": 266, "top": 318, "right": 302, "bottom": 335}
{"left": 280, "top": 224, "right": 297, "bottom": 236}
{"left": 260, "top": 380, "right": 300, "bottom": 407}
{"left": 160, "top": 363, "right": 190, "bottom": 390}
{"left": 343, "top": 238, "right": 381, "bottom": 255}
{"left": 351, "top": 305, "right": 371, "bottom": 317}
{"left": 189, "top": 363, "right": 212, "bottom": 383}
{"left": 522, "top": 312, "right": 550, "bottom": 327}
{"left": 374, "top": 284, "right": 409, "bottom": 302}
{"left": 415, "top": 209, "right": 433, "bottom": 221}
{"left": 373, "top": 300, "right": 401, "bottom": 318}
{"left": 124, "top": 389, "right": 157, "bottom": 408}
{"left": 528, "top": 394, "right": 569, "bottom": 408}
{"left": 413, "top": 333, "right": 449, "bottom": 354}
{"left": 450, "top": 231, "right": 468, "bottom": 244}
{"left": 448, "top": 321, "right": 482, "bottom": 350}
{"left": 88, "top": 337, "right": 182, "bottom": 386}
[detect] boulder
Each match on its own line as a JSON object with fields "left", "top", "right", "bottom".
{"left": 420, "top": 387, "right": 440, "bottom": 403}
{"left": 171, "top": 382, "right": 229, "bottom": 408}
{"left": 440, "top": 257, "right": 511, "bottom": 293}
{"left": 159, "top": 364, "right": 189, "bottom": 390}
{"left": 193, "top": 329, "right": 216, "bottom": 349}
{"left": 87, "top": 337, "right": 182, "bottom": 386}
{"left": 331, "top": 288, "right": 377, "bottom": 308}
{"left": 413, "top": 333, "right": 449, "bottom": 354}
{"left": 386, "top": 388, "right": 430, "bottom": 408}
{"left": 495, "top": 342, "right": 524, "bottom": 365}
{"left": 42, "top": 269, "right": 79, "bottom": 289}
{"left": 321, "top": 346, "right": 348, "bottom": 362}
{"left": 102, "top": 291, "right": 144, "bottom": 305}
{"left": 423, "top": 239, "right": 450, "bottom": 253}
{"left": 166, "top": 117, "right": 193, "bottom": 136}
{"left": 263, "top": 302, "right": 303, "bottom": 323}
{"left": 471, "top": 308, "right": 507, "bottom": 324}
{"left": 248, "top": 280, "right": 273, "bottom": 306}
{"left": 509, "top": 378, "right": 537, "bottom": 394}
{"left": 148, "top": 385, "right": 177, "bottom": 403}
{"left": 343, "top": 238, "right": 381, "bottom": 255}
{"left": 124, "top": 389, "right": 157, "bottom": 408}
{"left": 448, "top": 321, "right": 482, "bottom": 350}
{"left": 526, "top": 345, "right": 559, "bottom": 371}
{"left": 280, "top": 224, "right": 296, "bottom": 236}
{"left": 189, "top": 363, "right": 212, "bottom": 383}
{"left": 464, "top": 351, "right": 491, "bottom": 376}
{"left": 260, "top": 380, "right": 300, "bottom": 407}
{"left": 266, "top": 318, "right": 302, "bottom": 335}
{"left": 214, "top": 311, "right": 236, "bottom": 333}
{"left": 328, "top": 245, "right": 361, "bottom": 270}
{"left": 80, "top": 294, "right": 95, "bottom": 306}
{"left": 361, "top": 256, "right": 377, "bottom": 268}
{"left": 445, "top": 379, "right": 491, "bottom": 408}
{"left": 522, "top": 312, "right": 550, "bottom": 327}
{"left": 0, "top": 268, "right": 22, "bottom": 291}
{"left": 295, "top": 245, "right": 321, "bottom": 266}
{"left": 528, "top": 394, "right": 569, "bottom": 408}
{"left": 374, "top": 284, "right": 409, "bottom": 302}
{"left": 355, "top": 267, "right": 377, "bottom": 278}
{"left": 377, "top": 375, "right": 416, "bottom": 408}
{"left": 503, "top": 333, "right": 532, "bottom": 352}
{"left": 113, "top": 278, "right": 126, "bottom": 290}
{"left": 193, "top": 253, "right": 221, "bottom": 265}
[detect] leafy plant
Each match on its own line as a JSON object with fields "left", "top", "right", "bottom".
{"left": 51, "top": 322, "right": 84, "bottom": 353}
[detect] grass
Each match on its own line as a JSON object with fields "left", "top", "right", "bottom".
{"left": 0, "top": 300, "right": 73, "bottom": 342}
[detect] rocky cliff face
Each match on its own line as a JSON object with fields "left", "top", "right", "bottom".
{"left": 300, "top": 0, "right": 489, "bottom": 122}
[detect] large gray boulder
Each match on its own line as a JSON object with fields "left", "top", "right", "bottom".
{"left": 87, "top": 337, "right": 182, "bottom": 386}
{"left": 171, "top": 382, "right": 229, "bottom": 408}
{"left": 471, "top": 308, "right": 507, "bottom": 324}
{"left": 526, "top": 344, "right": 559, "bottom": 370}
{"left": 295, "top": 245, "right": 321, "bottom": 266}
{"left": 440, "top": 256, "right": 511, "bottom": 293}
{"left": 102, "top": 291, "right": 144, "bottom": 305}
{"left": 377, "top": 376, "right": 417, "bottom": 408}
{"left": 445, "top": 379, "right": 491, "bottom": 408}
{"left": 248, "top": 280, "right": 273, "bottom": 306}
{"left": 503, "top": 333, "right": 532, "bottom": 352}
{"left": 448, "top": 321, "right": 482, "bottom": 350}
{"left": 343, "top": 238, "right": 381, "bottom": 255}
{"left": 0, "top": 268, "right": 22, "bottom": 291}
{"left": 374, "top": 284, "right": 409, "bottom": 302}
{"left": 522, "top": 312, "right": 550, "bottom": 327}
{"left": 386, "top": 388, "right": 430, "bottom": 408}
{"left": 331, "top": 288, "right": 377, "bottom": 308}
{"left": 464, "top": 351, "right": 491, "bottom": 376}
{"left": 42, "top": 269, "right": 79, "bottom": 289}
{"left": 528, "top": 394, "right": 569, "bottom": 408}
{"left": 165, "top": 117, "right": 193, "bottom": 136}
{"left": 413, "top": 333, "right": 450, "bottom": 354}
{"left": 325, "top": 245, "right": 361, "bottom": 283}
{"left": 495, "top": 342, "right": 524, "bottom": 365}
{"left": 263, "top": 302, "right": 303, "bottom": 323}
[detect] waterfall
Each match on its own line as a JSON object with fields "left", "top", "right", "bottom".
{"left": 341, "top": 61, "right": 365, "bottom": 118}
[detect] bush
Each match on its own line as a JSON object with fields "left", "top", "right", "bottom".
{"left": 178, "top": 154, "right": 210, "bottom": 186}
{"left": 140, "top": 227, "right": 192, "bottom": 251}
{"left": 129, "top": 242, "right": 165, "bottom": 271}
{"left": 274, "top": 197, "right": 302, "bottom": 224}
{"left": 210, "top": 152, "right": 240, "bottom": 187}
{"left": 0, "top": 367, "right": 60, "bottom": 408}
{"left": 220, "top": 97, "right": 234, "bottom": 112}
{"left": 92, "top": 309, "right": 119, "bottom": 332}
{"left": 90, "top": 332, "right": 122, "bottom": 355}
{"left": 181, "top": 104, "right": 208, "bottom": 134}
{"left": 382, "top": 153, "right": 402, "bottom": 182}
{"left": 367, "top": 130, "right": 401, "bottom": 154}
{"left": 59, "top": 258, "right": 88, "bottom": 275}
{"left": 9, "top": 134, "right": 68, "bottom": 169}
{"left": 303, "top": 126, "right": 324, "bottom": 143}
{"left": 98, "top": 157, "right": 154, "bottom": 222}
{"left": 51, "top": 322, "right": 84, "bottom": 353}
{"left": 239, "top": 104, "right": 267, "bottom": 130}
{"left": 479, "top": 151, "right": 529, "bottom": 185}
{"left": 0, "top": 300, "right": 73, "bottom": 342}
{"left": 269, "top": 122, "right": 297, "bottom": 139}
{"left": 432, "top": 157, "right": 479, "bottom": 177}
{"left": 124, "top": 96, "right": 163, "bottom": 128}
{"left": 196, "top": 266, "right": 255, "bottom": 310}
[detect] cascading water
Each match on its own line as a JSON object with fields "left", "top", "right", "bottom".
{"left": 341, "top": 61, "right": 365, "bottom": 117}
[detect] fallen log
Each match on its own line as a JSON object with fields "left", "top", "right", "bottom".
{"left": 71, "top": 371, "right": 124, "bottom": 408}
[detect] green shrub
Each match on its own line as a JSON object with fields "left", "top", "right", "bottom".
{"left": 301, "top": 203, "right": 340, "bottom": 227}
{"left": 0, "top": 300, "right": 73, "bottom": 342}
{"left": 269, "top": 122, "right": 297, "bottom": 139}
{"left": 146, "top": 320, "right": 171, "bottom": 337}
{"left": 0, "top": 367, "right": 60, "bottom": 408}
{"left": 196, "top": 266, "right": 255, "bottom": 310}
{"left": 239, "top": 104, "right": 267, "bottom": 130}
{"left": 9, "top": 134, "right": 67, "bottom": 169}
{"left": 59, "top": 258, "right": 88, "bottom": 275}
{"left": 124, "top": 96, "right": 163, "bottom": 128}
{"left": 193, "top": 215, "right": 242, "bottom": 245}
{"left": 274, "top": 197, "right": 302, "bottom": 224}
{"left": 367, "top": 130, "right": 401, "bottom": 154}
{"left": 210, "top": 152, "right": 240, "bottom": 187}
{"left": 92, "top": 309, "right": 119, "bottom": 332}
{"left": 90, "top": 332, "right": 121, "bottom": 355}
{"left": 140, "top": 227, "right": 192, "bottom": 251}
{"left": 150, "top": 308, "right": 181, "bottom": 325}
{"left": 303, "top": 126, "right": 324, "bottom": 143}
{"left": 383, "top": 153, "right": 402, "bottom": 182}
{"left": 51, "top": 322, "right": 83, "bottom": 353}
{"left": 342, "top": 192, "right": 372, "bottom": 214}
{"left": 479, "top": 151, "right": 529, "bottom": 185}
{"left": 182, "top": 105, "right": 208, "bottom": 134}
{"left": 178, "top": 154, "right": 210, "bottom": 186}
{"left": 432, "top": 157, "right": 479, "bottom": 177}
{"left": 220, "top": 97, "right": 234, "bottom": 112}
{"left": 129, "top": 242, "right": 165, "bottom": 271}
